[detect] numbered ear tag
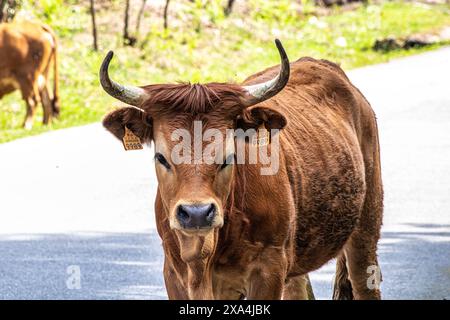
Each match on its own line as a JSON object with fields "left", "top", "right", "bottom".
{"left": 122, "top": 127, "right": 143, "bottom": 151}
{"left": 252, "top": 124, "right": 270, "bottom": 146}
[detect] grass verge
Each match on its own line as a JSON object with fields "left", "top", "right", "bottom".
{"left": 0, "top": 0, "right": 449, "bottom": 143}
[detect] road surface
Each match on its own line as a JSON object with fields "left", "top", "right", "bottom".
{"left": 1, "top": 48, "right": 449, "bottom": 299}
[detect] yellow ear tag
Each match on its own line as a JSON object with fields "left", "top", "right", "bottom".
{"left": 122, "top": 127, "right": 143, "bottom": 151}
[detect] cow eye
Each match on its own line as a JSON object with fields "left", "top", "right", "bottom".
{"left": 220, "top": 154, "right": 235, "bottom": 170}
{"left": 155, "top": 153, "right": 171, "bottom": 170}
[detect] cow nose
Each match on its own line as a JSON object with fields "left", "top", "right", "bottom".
{"left": 176, "top": 203, "right": 216, "bottom": 229}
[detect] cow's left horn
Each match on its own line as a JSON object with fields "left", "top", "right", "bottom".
{"left": 241, "top": 39, "right": 290, "bottom": 106}
{"left": 99, "top": 51, "right": 148, "bottom": 106}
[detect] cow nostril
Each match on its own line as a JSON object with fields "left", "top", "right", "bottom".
{"left": 177, "top": 206, "right": 190, "bottom": 222}
{"left": 206, "top": 204, "right": 216, "bottom": 220}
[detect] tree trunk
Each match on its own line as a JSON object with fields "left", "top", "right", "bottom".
{"left": 124, "top": 0, "right": 130, "bottom": 43}
{"left": 0, "top": 0, "right": 7, "bottom": 22}
{"left": 163, "top": 0, "right": 170, "bottom": 30}
{"left": 89, "top": 0, "right": 98, "bottom": 51}
{"left": 123, "top": 0, "right": 136, "bottom": 46}
{"left": 1, "top": 0, "right": 21, "bottom": 22}
{"left": 224, "top": 0, "right": 235, "bottom": 16}
{"left": 135, "top": 0, "right": 147, "bottom": 34}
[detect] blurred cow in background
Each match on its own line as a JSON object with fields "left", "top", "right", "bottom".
{"left": 0, "top": 21, "right": 59, "bottom": 129}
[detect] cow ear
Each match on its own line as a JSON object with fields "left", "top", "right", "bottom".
{"left": 236, "top": 106, "right": 287, "bottom": 131}
{"left": 103, "top": 107, "right": 153, "bottom": 143}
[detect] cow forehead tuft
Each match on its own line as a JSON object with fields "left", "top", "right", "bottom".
{"left": 142, "top": 82, "right": 244, "bottom": 116}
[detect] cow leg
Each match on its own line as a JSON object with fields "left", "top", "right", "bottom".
{"left": 332, "top": 253, "right": 354, "bottom": 300}
{"left": 247, "top": 271, "right": 284, "bottom": 300}
{"left": 40, "top": 84, "right": 53, "bottom": 125}
{"left": 22, "top": 94, "right": 38, "bottom": 130}
{"left": 344, "top": 183, "right": 382, "bottom": 299}
{"left": 283, "top": 274, "right": 315, "bottom": 300}
{"left": 345, "top": 136, "right": 383, "bottom": 300}
{"left": 20, "top": 78, "right": 40, "bottom": 130}
{"left": 247, "top": 252, "right": 287, "bottom": 300}
{"left": 163, "top": 260, "right": 189, "bottom": 300}
{"left": 344, "top": 232, "right": 381, "bottom": 300}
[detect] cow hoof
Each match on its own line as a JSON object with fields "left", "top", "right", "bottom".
{"left": 23, "top": 122, "right": 33, "bottom": 130}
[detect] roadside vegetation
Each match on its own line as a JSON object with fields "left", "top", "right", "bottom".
{"left": 1, "top": 0, "right": 449, "bottom": 143}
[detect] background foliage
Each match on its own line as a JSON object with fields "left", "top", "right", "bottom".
{"left": 0, "top": 0, "right": 449, "bottom": 142}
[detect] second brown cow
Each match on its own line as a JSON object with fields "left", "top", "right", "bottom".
{"left": 0, "top": 21, "right": 59, "bottom": 129}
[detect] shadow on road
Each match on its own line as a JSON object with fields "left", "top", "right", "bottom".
{"left": 0, "top": 231, "right": 166, "bottom": 299}
{"left": 379, "top": 223, "right": 450, "bottom": 300}
{"left": 310, "top": 223, "right": 450, "bottom": 300}
{"left": 0, "top": 223, "right": 449, "bottom": 299}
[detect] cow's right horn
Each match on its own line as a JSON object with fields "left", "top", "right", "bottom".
{"left": 241, "top": 39, "right": 290, "bottom": 106}
{"left": 99, "top": 51, "right": 148, "bottom": 107}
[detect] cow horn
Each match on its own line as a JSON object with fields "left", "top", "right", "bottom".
{"left": 242, "top": 39, "right": 290, "bottom": 106}
{"left": 99, "top": 51, "right": 148, "bottom": 107}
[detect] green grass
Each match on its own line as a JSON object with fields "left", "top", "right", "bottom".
{"left": 1, "top": 0, "right": 449, "bottom": 143}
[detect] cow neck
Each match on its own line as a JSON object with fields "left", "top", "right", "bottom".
{"left": 174, "top": 228, "right": 220, "bottom": 299}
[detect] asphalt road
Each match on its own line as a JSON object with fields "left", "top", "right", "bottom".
{"left": 1, "top": 48, "right": 449, "bottom": 299}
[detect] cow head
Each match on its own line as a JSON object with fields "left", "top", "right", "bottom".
{"left": 101, "top": 40, "right": 289, "bottom": 248}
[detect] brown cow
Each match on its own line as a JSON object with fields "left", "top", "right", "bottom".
{"left": 100, "top": 39, "right": 383, "bottom": 300}
{"left": 0, "top": 21, "right": 59, "bottom": 129}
